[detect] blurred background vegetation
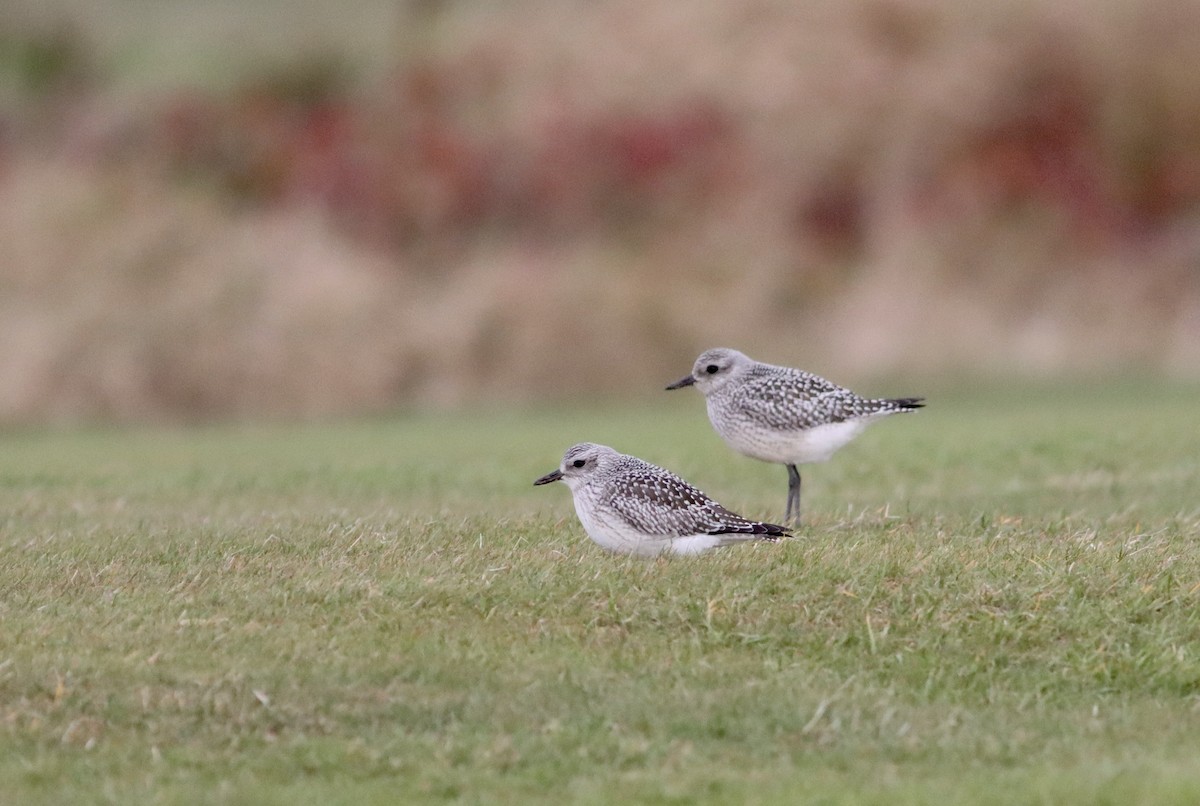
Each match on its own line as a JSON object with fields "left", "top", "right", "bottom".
{"left": 1, "top": 0, "right": 1198, "bottom": 423}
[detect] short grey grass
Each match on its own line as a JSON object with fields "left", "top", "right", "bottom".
{"left": 4, "top": 383, "right": 1200, "bottom": 803}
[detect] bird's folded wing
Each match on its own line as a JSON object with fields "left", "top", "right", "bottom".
{"left": 734, "top": 379, "right": 863, "bottom": 429}
{"left": 607, "top": 474, "right": 757, "bottom": 537}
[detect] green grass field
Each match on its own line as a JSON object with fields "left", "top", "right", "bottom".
{"left": 3, "top": 383, "right": 1200, "bottom": 804}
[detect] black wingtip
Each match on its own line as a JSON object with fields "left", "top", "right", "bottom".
{"left": 745, "top": 521, "right": 790, "bottom": 538}
{"left": 890, "top": 397, "right": 925, "bottom": 410}
{"left": 710, "top": 520, "right": 791, "bottom": 539}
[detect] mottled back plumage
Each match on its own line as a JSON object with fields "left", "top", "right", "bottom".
{"left": 606, "top": 452, "right": 785, "bottom": 538}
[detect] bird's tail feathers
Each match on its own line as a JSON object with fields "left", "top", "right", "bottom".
{"left": 712, "top": 519, "right": 790, "bottom": 541}
{"left": 882, "top": 396, "right": 925, "bottom": 412}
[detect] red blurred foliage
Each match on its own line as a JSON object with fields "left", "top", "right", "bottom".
{"left": 148, "top": 50, "right": 1196, "bottom": 261}
{"left": 969, "top": 65, "right": 1125, "bottom": 240}
{"left": 917, "top": 61, "right": 1193, "bottom": 246}
{"left": 793, "top": 170, "right": 867, "bottom": 257}
{"left": 514, "top": 101, "right": 737, "bottom": 233}
{"left": 153, "top": 57, "right": 740, "bottom": 251}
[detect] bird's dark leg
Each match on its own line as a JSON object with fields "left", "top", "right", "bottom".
{"left": 785, "top": 464, "right": 801, "bottom": 525}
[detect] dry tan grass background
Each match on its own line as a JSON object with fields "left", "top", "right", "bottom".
{"left": 2, "top": 0, "right": 1199, "bottom": 423}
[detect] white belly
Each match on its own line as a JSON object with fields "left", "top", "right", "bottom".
{"left": 573, "top": 495, "right": 667, "bottom": 556}
{"left": 572, "top": 495, "right": 730, "bottom": 557}
{"left": 716, "top": 418, "right": 869, "bottom": 465}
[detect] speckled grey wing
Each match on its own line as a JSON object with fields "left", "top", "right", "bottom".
{"left": 731, "top": 366, "right": 894, "bottom": 430}
{"left": 606, "top": 461, "right": 787, "bottom": 538}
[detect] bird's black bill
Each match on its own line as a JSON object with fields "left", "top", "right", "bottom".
{"left": 533, "top": 469, "right": 563, "bottom": 486}
{"left": 665, "top": 375, "right": 696, "bottom": 390}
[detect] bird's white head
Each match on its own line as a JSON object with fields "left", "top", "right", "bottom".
{"left": 533, "top": 442, "right": 618, "bottom": 491}
{"left": 666, "top": 348, "right": 753, "bottom": 396}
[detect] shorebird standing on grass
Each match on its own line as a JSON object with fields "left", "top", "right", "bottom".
{"left": 666, "top": 348, "right": 924, "bottom": 525}
{"left": 534, "top": 442, "right": 788, "bottom": 557}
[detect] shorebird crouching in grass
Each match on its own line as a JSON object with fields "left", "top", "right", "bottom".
{"left": 667, "top": 348, "right": 924, "bottom": 525}
{"left": 534, "top": 442, "right": 788, "bottom": 557}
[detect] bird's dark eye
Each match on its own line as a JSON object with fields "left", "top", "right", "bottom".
{"left": 705, "top": 364, "right": 719, "bottom": 374}
{"left": 572, "top": 459, "right": 586, "bottom": 468}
